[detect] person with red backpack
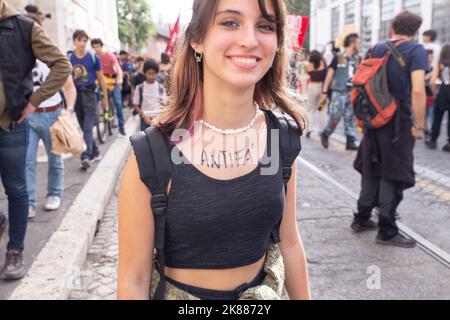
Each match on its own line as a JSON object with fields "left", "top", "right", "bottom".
{"left": 351, "top": 11, "right": 428, "bottom": 248}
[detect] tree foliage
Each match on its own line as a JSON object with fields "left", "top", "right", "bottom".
{"left": 117, "top": 0, "right": 154, "bottom": 51}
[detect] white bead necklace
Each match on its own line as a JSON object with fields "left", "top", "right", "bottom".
{"left": 199, "top": 103, "right": 263, "bottom": 135}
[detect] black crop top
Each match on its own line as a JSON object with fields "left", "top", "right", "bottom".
{"left": 163, "top": 112, "right": 287, "bottom": 269}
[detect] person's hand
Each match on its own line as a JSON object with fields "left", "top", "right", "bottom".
{"left": 144, "top": 115, "right": 154, "bottom": 125}
{"left": 62, "top": 108, "right": 75, "bottom": 116}
{"left": 102, "top": 96, "right": 108, "bottom": 110}
{"left": 411, "top": 127, "right": 422, "bottom": 140}
{"left": 319, "top": 93, "right": 328, "bottom": 104}
{"left": 17, "top": 102, "right": 36, "bottom": 123}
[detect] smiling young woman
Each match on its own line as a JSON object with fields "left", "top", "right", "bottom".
{"left": 118, "top": 0, "right": 310, "bottom": 300}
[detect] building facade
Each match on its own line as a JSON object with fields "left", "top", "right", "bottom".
{"left": 9, "top": 0, "right": 120, "bottom": 54}
{"left": 310, "top": 0, "right": 450, "bottom": 54}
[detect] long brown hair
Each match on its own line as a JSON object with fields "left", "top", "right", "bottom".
{"left": 156, "top": 0, "right": 306, "bottom": 137}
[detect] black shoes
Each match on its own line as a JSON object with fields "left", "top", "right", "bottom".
{"left": 351, "top": 219, "right": 378, "bottom": 233}
{"left": 425, "top": 140, "right": 437, "bottom": 150}
{"left": 376, "top": 234, "right": 417, "bottom": 248}
{"left": 119, "top": 128, "right": 127, "bottom": 136}
{"left": 443, "top": 143, "right": 450, "bottom": 152}
{"left": 346, "top": 136, "right": 358, "bottom": 151}
{"left": 1, "top": 250, "right": 26, "bottom": 281}
{"left": 320, "top": 132, "right": 329, "bottom": 149}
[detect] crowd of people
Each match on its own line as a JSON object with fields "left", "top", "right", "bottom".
{"left": 0, "top": 0, "right": 169, "bottom": 281}
{"left": 291, "top": 23, "right": 449, "bottom": 154}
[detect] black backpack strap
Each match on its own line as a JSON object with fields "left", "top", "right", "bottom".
{"left": 130, "top": 126, "right": 172, "bottom": 300}
{"left": 264, "top": 110, "right": 302, "bottom": 243}
{"left": 386, "top": 41, "right": 408, "bottom": 72}
{"left": 138, "top": 84, "right": 143, "bottom": 109}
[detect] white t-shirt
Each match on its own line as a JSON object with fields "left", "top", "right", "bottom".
{"left": 33, "top": 60, "right": 63, "bottom": 108}
{"left": 133, "top": 82, "right": 164, "bottom": 117}
{"left": 424, "top": 42, "right": 441, "bottom": 69}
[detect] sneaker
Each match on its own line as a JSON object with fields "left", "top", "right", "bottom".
{"left": 0, "top": 214, "right": 7, "bottom": 240}
{"left": 376, "top": 234, "right": 417, "bottom": 248}
{"left": 425, "top": 140, "right": 437, "bottom": 150}
{"left": 81, "top": 159, "right": 91, "bottom": 171}
{"left": 351, "top": 219, "right": 378, "bottom": 233}
{"left": 44, "top": 196, "right": 61, "bottom": 211}
{"left": 91, "top": 154, "right": 102, "bottom": 163}
{"left": 320, "top": 132, "right": 329, "bottom": 149}
{"left": 119, "top": 128, "right": 127, "bottom": 136}
{"left": 306, "top": 131, "right": 311, "bottom": 139}
{"left": 1, "top": 251, "right": 26, "bottom": 281}
{"left": 443, "top": 143, "right": 450, "bottom": 152}
{"left": 28, "top": 207, "right": 36, "bottom": 220}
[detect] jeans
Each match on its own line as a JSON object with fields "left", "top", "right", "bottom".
{"left": 355, "top": 176, "right": 405, "bottom": 240}
{"left": 75, "top": 89, "right": 99, "bottom": 161}
{"left": 26, "top": 109, "right": 64, "bottom": 210}
{"left": 431, "top": 84, "right": 450, "bottom": 143}
{"left": 111, "top": 84, "right": 125, "bottom": 130}
{"left": 323, "top": 91, "right": 357, "bottom": 139}
{"left": 0, "top": 122, "right": 29, "bottom": 252}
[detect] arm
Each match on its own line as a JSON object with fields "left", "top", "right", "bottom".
{"left": 319, "top": 68, "right": 335, "bottom": 103}
{"left": 62, "top": 76, "right": 77, "bottom": 112}
{"left": 117, "top": 154, "right": 154, "bottom": 300}
{"left": 411, "top": 70, "right": 427, "bottom": 139}
{"left": 19, "top": 23, "right": 72, "bottom": 123}
{"left": 279, "top": 162, "right": 311, "bottom": 300}
{"left": 114, "top": 60, "right": 124, "bottom": 85}
{"left": 429, "top": 65, "right": 441, "bottom": 97}
{"left": 96, "top": 71, "right": 109, "bottom": 109}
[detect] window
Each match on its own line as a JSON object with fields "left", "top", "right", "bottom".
{"left": 379, "top": 0, "right": 396, "bottom": 41}
{"left": 433, "top": 0, "right": 450, "bottom": 44}
{"left": 331, "top": 6, "right": 340, "bottom": 41}
{"left": 345, "top": 1, "right": 355, "bottom": 25}
{"left": 361, "top": 0, "right": 373, "bottom": 54}
{"left": 403, "top": 0, "right": 421, "bottom": 13}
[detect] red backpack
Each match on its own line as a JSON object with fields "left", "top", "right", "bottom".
{"left": 351, "top": 41, "right": 407, "bottom": 129}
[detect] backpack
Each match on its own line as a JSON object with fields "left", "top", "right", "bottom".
{"left": 350, "top": 41, "right": 408, "bottom": 130}
{"left": 130, "top": 109, "right": 302, "bottom": 300}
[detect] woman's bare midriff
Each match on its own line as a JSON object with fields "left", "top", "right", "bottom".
{"left": 164, "top": 255, "right": 266, "bottom": 291}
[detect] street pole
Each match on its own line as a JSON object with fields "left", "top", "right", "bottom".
{"left": 129, "top": 0, "right": 136, "bottom": 53}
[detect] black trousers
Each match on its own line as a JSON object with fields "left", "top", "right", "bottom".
{"left": 431, "top": 84, "right": 450, "bottom": 143}
{"left": 355, "top": 176, "right": 405, "bottom": 239}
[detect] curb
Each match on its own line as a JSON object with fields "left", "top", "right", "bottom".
{"left": 9, "top": 115, "right": 140, "bottom": 300}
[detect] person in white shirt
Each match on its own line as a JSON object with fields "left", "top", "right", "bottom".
{"left": 26, "top": 60, "right": 76, "bottom": 218}
{"left": 132, "top": 59, "right": 165, "bottom": 131}
{"left": 423, "top": 30, "right": 441, "bottom": 69}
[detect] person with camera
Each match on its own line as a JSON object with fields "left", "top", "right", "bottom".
{"left": 319, "top": 33, "right": 361, "bottom": 151}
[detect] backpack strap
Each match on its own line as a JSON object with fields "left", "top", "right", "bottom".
{"left": 130, "top": 126, "right": 172, "bottom": 300}
{"left": 263, "top": 110, "right": 302, "bottom": 243}
{"left": 386, "top": 41, "right": 408, "bottom": 72}
{"left": 138, "top": 83, "right": 144, "bottom": 109}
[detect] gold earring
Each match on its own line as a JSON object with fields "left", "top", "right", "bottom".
{"left": 194, "top": 51, "right": 203, "bottom": 63}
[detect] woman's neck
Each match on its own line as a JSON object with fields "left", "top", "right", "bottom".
{"left": 202, "top": 72, "right": 257, "bottom": 130}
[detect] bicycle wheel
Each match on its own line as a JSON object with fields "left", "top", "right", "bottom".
{"left": 107, "top": 94, "right": 117, "bottom": 136}
{"left": 96, "top": 102, "right": 108, "bottom": 144}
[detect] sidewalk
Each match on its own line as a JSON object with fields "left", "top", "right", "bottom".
{"left": 1, "top": 111, "right": 139, "bottom": 300}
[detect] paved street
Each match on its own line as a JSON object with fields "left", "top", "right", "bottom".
{"left": 67, "top": 120, "right": 450, "bottom": 300}
{"left": 0, "top": 110, "right": 132, "bottom": 300}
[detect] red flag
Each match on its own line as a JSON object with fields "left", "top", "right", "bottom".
{"left": 287, "top": 15, "right": 310, "bottom": 50}
{"left": 298, "top": 16, "right": 310, "bottom": 49}
{"left": 165, "top": 15, "right": 180, "bottom": 58}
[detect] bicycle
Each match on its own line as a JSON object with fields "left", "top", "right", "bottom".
{"left": 95, "top": 78, "right": 117, "bottom": 144}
